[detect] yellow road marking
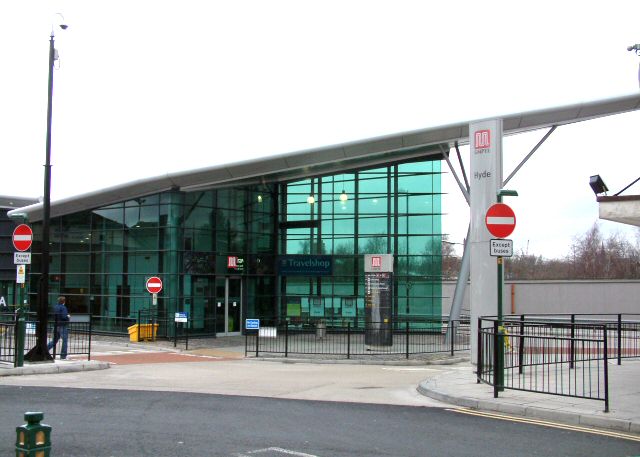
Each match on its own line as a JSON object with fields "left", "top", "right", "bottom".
{"left": 445, "top": 407, "right": 640, "bottom": 442}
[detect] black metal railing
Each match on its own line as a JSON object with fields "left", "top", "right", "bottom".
{"left": 0, "top": 319, "right": 17, "bottom": 364}
{"left": 503, "top": 313, "right": 640, "bottom": 365}
{"left": 475, "top": 315, "right": 640, "bottom": 412}
{"left": 244, "top": 317, "right": 470, "bottom": 359}
{"left": 46, "top": 314, "right": 93, "bottom": 360}
{"left": 0, "top": 313, "right": 93, "bottom": 365}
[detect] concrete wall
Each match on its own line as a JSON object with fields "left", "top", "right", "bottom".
{"left": 442, "top": 280, "right": 640, "bottom": 316}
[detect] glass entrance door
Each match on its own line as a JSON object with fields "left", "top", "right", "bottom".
{"left": 215, "top": 277, "right": 242, "bottom": 336}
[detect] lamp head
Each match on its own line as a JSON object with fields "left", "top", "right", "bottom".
{"left": 8, "top": 211, "right": 28, "bottom": 222}
{"left": 589, "top": 175, "right": 608, "bottom": 195}
{"left": 497, "top": 189, "right": 518, "bottom": 198}
{"left": 59, "top": 24, "right": 68, "bottom": 30}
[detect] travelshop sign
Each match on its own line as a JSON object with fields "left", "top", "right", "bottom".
{"left": 277, "top": 255, "right": 333, "bottom": 276}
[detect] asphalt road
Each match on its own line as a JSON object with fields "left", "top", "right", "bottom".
{"left": 2, "top": 386, "right": 639, "bottom": 457}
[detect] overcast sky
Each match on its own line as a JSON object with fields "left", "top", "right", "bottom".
{"left": 2, "top": 1, "right": 639, "bottom": 258}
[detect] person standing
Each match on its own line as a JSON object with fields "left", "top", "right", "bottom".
{"left": 47, "top": 296, "right": 70, "bottom": 359}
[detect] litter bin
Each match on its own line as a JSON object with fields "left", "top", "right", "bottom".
{"left": 128, "top": 323, "right": 158, "bottom": 342}
{"left": 316, "top": 321, "right": 326, "bottom": 339}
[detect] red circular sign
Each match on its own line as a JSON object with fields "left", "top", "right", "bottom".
{"left": 12, "top": 224, "right": 33, "bottom": 252}
{"left": 485, "top": 203, "right": 516, "bottom": 238}
{"left": 146, "top": 276, "right": 163, "bottom": 294}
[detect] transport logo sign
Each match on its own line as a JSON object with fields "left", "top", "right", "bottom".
{"left": 474, "top": 129, "right": 491, "bottom": 149}
{"left": 485, "top": 203, "right": 516, "bottom": 238}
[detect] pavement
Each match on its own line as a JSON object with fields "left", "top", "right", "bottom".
{"left": 417, "top": 360, "right": 640, "bottom": 435}
{"left": 2, "top": 335, "right": 640, "bottom": 436}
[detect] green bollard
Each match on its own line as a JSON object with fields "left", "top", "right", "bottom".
{"left": 15, "top": 412, "right": 51, "bottom": 457}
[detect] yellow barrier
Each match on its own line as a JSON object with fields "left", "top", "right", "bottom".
{"left": 127, "top": 323, "right": 158, "bottom": 342}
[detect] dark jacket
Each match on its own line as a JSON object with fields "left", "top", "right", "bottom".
{"left": 53, "top": 303, "right": 70, "bottom": 325}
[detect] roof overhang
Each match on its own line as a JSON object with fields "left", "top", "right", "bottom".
{"left": 0, "top": 195, "right": 39, "bottom": 210}
{"left": 597, "top": 195, "right": 640, "bottom": 227}
{"left": 10, "top": 92, "right": 640, "bottom": 222}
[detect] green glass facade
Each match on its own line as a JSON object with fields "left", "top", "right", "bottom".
{"left": 25, "top": 158, "right": 443, "bottom": 334}
{"left": 282, "top": 160, "right": 442, "bottom": 322}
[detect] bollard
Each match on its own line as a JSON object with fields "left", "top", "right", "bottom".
{"left": 15, "top": 412, "right": 52, "bottom": 457}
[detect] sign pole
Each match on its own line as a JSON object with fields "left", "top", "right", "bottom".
{"left": 496, "top": 197, "right": 505, "bottom": 392}
{"left": 493, "top": 190, "right": 518, "bottom": 392}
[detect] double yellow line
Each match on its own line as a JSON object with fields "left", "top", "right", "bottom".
{"left": 446, "top": 407, "right": 640, "bottom": 442}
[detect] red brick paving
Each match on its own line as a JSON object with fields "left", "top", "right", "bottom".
{"left": 88, "top": 351, "right": 231, "bottom": 365}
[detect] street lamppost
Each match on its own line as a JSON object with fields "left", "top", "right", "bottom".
{"left": 628, "top": 44, "right": 640, "bottom": 88}
{"left": 25, "top": 18, "right": 68, "bottom": 362}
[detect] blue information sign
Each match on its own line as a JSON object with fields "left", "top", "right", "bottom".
{"left": 277, "top": 255, "right": 332, "bottom": 276}
{"left": 174, "top": 312, "right": 189, "bottom": 323}
{"left": 245, "top": 318, "right": 260, "bottom": 330}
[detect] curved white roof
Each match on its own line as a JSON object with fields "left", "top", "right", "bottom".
{"left": 10, "top": 93, "right": 640, "bottom": 222}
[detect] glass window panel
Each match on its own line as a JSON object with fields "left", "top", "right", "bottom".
{"left": 397, "top": 161, "right": 426, "bottom": 174}
{"left": 253, "top": 234, "right": 274, "bottom": 253}
{"left": 333, "top": 278, "right": 355, "bottom": 297}
{"left": 49, "top": 254, "right": 62, "bottom": 274}
{"left": 126, "top": 228, "right": 158, "bottom": 251}
{"left": 159, "top": 203, "right": 183, "bottom": 227}
{"left": 215, "top": 229, "right": 229, "bottom": 254}
{"left": 104, "top": 253, "right": 124, "bottom": 273}
{"left": 288, "top": 238, "right": 312, "bottom": 255}
{"left": 229, "top": 230, "right": 246, "bottom": 252}
{"left": 64, "top": 274, "right": 90, "bottom": 289}
{"left": 92, "top": 230, "right": 124, "bottom": 252}
{"left": 333, "top": 237, "right": 354, "bottom": 254}
{"left": 61, "top": 211, "right": 92, "bottom": 231}
{"left": 333, "top": 257, "right": 355, "bottom": 276}
{"left": 127, "top": 275, "right": 147, "bottom": 298}
{"left": 185, "top": 191, "right": 215, "bottom": 208}
{"left": 358, "top": 236, "right": 387, "bottom": 254}
{"left": 398, "top": 174, "right": 434, "bottom": 194}
{"left": 91, "top": 253, "right": 105, "bottom": 274}
{"left": 63, "top": 254, "right": 91, "bottom": 273}
{"left": 320, "top": 221, "right": 333, "bottom": 237}
{"left": 184, "top": 206, "right": 214, "bottom": 230}
{"left": 413, "top": 257, "right": 442, "bottom": 277}
{"left": 124, "top": 199, "right": 156, "bottom": 228}
{"left": 358, "top": 216, "right": 387, "bottom": 235}
{"left": 191, "top": 228, "right": 213, "bottom": 251}
{"left": 333, "top": 218, "right": 354, "bottom": 236}
{"left": 287, "top": 201, "right": 314, "bottom": 218}
{"left": 320, "top": 280, "right": 333, "bottom": 297}
{"left": 59, "top": 231, "right": 91, "bottom": 252}
{"left": 139, "top": 205, "right": 159, "bottom": 227}
{"left": 335, "top": 199, "right": 354, "bottom": 215}
{"left": 406, "top": 215, "right": 433, "bottom": 235}
{"left": 285, "top": 276, "right": 314, "bottom": 297}
{"left": 359, "top": 196, "right": 387, "bottom": 215}
{"left": 400, "top": 235, "right": 436, "bottom": 255}
{"left": 100, "top": 274, "right": 123, "bottom": 298}
{"left": 127, "top": 253, "right": 160, "bottom": 275}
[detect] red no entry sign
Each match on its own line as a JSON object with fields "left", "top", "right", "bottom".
{"left": 146, "top": 276, "right": 163, "bottom": 294}
{"left": 485, "top": 203, "right": 516, "bottom": 238}
{"left": 12, "top": 224, "right": 33, "bottom": 252}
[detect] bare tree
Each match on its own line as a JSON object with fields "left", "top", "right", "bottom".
{"left": 505, "top": 223, "right": 640, "bottom": 280}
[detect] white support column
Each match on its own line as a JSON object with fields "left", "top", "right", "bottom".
{"left": 469, "top": 119, "right": 503, "bottom": 363}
